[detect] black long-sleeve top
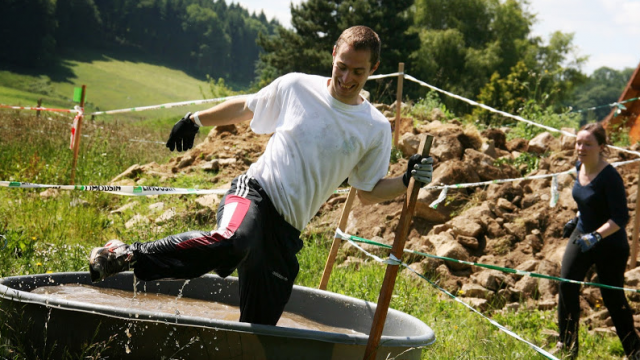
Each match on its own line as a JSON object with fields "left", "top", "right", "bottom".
{"left": 573, "top": 162, "right": 629, "bottom": 237}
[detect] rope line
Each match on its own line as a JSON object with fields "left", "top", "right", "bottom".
{"left": 345, "top": 238, "right": 559, "bottom": 360}
{"left": 402, "top": 74, "right": 640, "bottom": 158}
{"left": 89, "top": 95, "right": 246, "bottom": 116}
{"left": 334, "top": 229, "right": 640, "bottom": 294}
{"left": 571, "top": 97, "right": 640, "bottom": 114}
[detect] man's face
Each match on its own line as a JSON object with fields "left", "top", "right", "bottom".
{"left": 329, "top": 43, "right": 379, "bottom": 105}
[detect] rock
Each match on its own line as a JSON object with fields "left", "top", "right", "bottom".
{"left": 436, "top": 241, "right": 471, "bottom": 271}
{"left": 497, "top": 198, "right": 517, "bottom": 212}
{"left": 457, "top": 235, "right": 479, "bottom": 250}
{"left": 148, "top": 202, "right": 164, "bottom": 212}
{"left": 39, "top": 188, "right": 60, "bottom": 198}
{"left": 512, "top": 276, "right": 538, "bottom": 298}
{"left": 506, "top": 138, "right": 528, "bottom": 152}
{"left": 449, "top": 216, "right": 483, "bottom": 238}
{"left": 528, "top": 132, "right": 560, "bottom": 154}
{"left": 398, "top": 133, "right": 420, "bottom": 157}
{"left": 155, "top": 208, "right": 177, "bottom": 225}
{"left": 460, "top": 297, "right": 488, "bottom": 311}
{"left": 125, "top": 214, "right": 149, "bottom": 229}
{"left": 110, "top": 201, "right": 139, "bottom": 214}
{"left": 195, "top": 194, "right": 220, "bottom": 210}
{"left": 461, "top": 283, "right": 493, "bottom": 300}
{"left": 472, "top": 270, "right": 511, "bottom": 291}
{"left": 111, "top": 164, "right": 143, "bottom": 183}
{"left": 537, "top": 260, "right": 561, "bottom": 300}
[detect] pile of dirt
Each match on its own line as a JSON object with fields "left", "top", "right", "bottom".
{"left": 110, "top": 103, "right": 640, "bottom": 335}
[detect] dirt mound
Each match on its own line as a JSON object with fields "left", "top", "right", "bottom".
{"left": 112, "top": 106, "right": 640, "bottom": 332}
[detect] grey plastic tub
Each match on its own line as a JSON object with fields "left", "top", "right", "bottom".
{"left": 0, "top": 272, "right": 435, "bottom": 359}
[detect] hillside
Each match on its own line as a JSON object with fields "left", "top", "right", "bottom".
{"left": 0, "top": 52, "right": 219, "bottom": 121}
{"left": 107, "top": 101, "right": 640, "bottom": 338}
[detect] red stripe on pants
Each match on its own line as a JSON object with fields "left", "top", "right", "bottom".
{"left": 176, "top": 195, "right": 250, "bottom": 250}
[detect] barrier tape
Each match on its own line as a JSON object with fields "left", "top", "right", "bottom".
{"left": 424, "top": 157, "right": 640, "bottom": 209}
{"left": 0, "top": 181, "right": 227, "bottom": 196}
{"left": 69, "top": 107, "right": 83, "bottom": 150}
{"left": 1, "top": 180, "right": 353, "bottom": 197}
{"left": 334, "top": 229, "right": 640, "bottom": 294}
{"left": 345, "top": 237, "right": 559, "bottom": 360}
{"left": 0, "top": 104, "right": 79, "bottom": 113}
{"left": 402, "top": 74, "right": 640, "bottom": 158}
{"left": 89, "top": 95, "right": 247, "bottom": 116}
{"left": 571, "top": 97, "right": 640, "bottom": 114}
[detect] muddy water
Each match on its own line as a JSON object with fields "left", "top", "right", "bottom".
{"left": 31, "top": 284, "right": 363, "bottom": 335}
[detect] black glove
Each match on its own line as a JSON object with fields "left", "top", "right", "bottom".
{"left": 403, "top": 154, "right": 434, "bottom": 187}
{"left": 562, "top": 217, "right": 578, "bottom": 238}
{"left": 166, "top": 112, "right": 200, "bottom": 152}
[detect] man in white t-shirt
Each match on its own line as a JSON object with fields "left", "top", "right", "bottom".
{"left": 89, "top": 26, "right": 433, "bottom": 325}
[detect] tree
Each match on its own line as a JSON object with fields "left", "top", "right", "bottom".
{"left": 256, "top": 0, "right": 418, "bottom": 97}
{"left": 569, "top": 67, "right": 635, "bottom": 122}
{"left": 0, "top": 0, "right": 57, "bottom": 67}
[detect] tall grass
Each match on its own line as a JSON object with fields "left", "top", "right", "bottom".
{"left": 0, "top": 112, "right": 625, "bottom": 359}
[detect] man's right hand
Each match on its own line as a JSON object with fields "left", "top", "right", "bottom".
{"left": 166, "top": 112, "right": 200, "bottom": 152}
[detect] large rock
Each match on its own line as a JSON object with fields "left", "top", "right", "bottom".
{"left": 528, "top": 132, "right": 560, "bottom": 154}
{"left": 436, "top": 241, "right": 471, "bottom": 271}
{"left": 471, "top": 269, "right": 512, "bottom": 291}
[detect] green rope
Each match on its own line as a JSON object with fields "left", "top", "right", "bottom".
{"left": 339, "top": 232, "right": 640, "bottom": 294}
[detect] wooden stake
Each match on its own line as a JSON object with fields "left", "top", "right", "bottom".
{"left": 70, "top": 85, "right": 86, "bottom": 185}
{"left": 393, "top": 63, "right": 405, "bottom": 148}
{"left": 629, "top": 165, "right": 640, "bottom": 269}
{"left": 363, "top": 134, "right": 433, "bottom": 360}
{"left": 319, "top": 188, "right": 357, "bottom": 290}
{"left": 36, "top": 99, "right": 42, "bottom": 117}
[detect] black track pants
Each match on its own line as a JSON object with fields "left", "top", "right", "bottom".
{"left": 558, "top": 228, "right": 640, "bottom": 356}
{"left": 130, "top": 175, "right": 303, "bottom": 325}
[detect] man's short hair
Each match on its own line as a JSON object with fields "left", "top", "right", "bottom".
{"left": 335, "top": 26, "right": 381, "bottom": 67}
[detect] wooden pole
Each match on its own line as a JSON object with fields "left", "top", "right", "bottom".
{"left": 70, "top": 85, "right": 86, "bottom": 185}
{"left": 36, "top": 98, "right": 42, "bottom": 117}
{"left": 629, "top": 165, "right": 640, "bottom": 269}
{"left": 319, "top": 188, "right": 357, "bottom": 290}
{"left": 392, "top": 63, "right": 405, "bottom": 148}
{"left": 363, "top": 134, "right": 433, "bottom": 360}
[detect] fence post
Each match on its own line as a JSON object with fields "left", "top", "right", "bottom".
{"left": 363, "top": 134, "right": 433, "bottom": 360}
{"left": 36, "top": 99, "right": 42, "bottom": 117}
{"left": 70, "top": 85, "right": 86, "bottom": 185}
{"left": 393, "top": 63, "right": 405, "bottom": 148}
{"left": 629, "top": 165, "right": 640, "bottom": 269}
{"left": 319, "top": 188, "right": 357, "bottom": 290}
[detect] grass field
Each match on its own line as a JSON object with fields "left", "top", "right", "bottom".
{"left": 0, "top": 57, "right": 629, "bottom": 359}
{"left": 0, "top": 48, "right": 230, "bottom": 123}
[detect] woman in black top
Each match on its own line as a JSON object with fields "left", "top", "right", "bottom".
{"left": 555, "top": 122, "right": 640, "bottom": 358}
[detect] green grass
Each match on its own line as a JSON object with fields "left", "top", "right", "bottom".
{"left": 0, "top": 49, "right": 228, "bottom": 122}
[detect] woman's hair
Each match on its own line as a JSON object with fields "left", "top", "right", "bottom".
{"left": 335, "top": 26, "right": 381, "bottom": 66}
{"left": 579, "top": 122, "right": 609, "bottom": 154}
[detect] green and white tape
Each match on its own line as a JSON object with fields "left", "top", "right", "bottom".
{"left": 343, "top": 231, "right": 559, "bottom": 360}
{"left": 1, "top": 181, "right": 227, "bottom": 196}
{"left": 334, "top": 228, "right": 640, "bottom": 294}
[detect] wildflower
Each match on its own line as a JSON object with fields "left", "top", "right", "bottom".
{"left": 36, "top": 262, "right": 42, "bottom": 266}
{"left": 46, "top": 271, "right": 53, "bottom": 274}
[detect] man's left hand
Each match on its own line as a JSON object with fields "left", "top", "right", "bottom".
{"left": 403, "top": 154, "right": 433, "bottom": 188}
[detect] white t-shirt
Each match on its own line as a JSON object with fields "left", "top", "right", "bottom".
{"left": 246, "top": 73, "right": 391, "bottom": 231}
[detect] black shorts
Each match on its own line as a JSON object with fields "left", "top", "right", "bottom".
{"left": 131, "top": 174, "right": 303, "bottom": 325}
